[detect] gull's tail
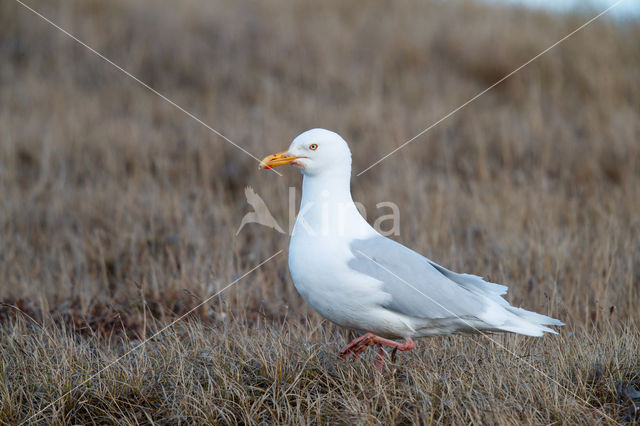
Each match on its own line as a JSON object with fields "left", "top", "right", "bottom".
{"left": 498, "top": 305, "right": 565, "bottom": 336}
{"left": 428, "top": 260, "right": 564, "bottom": 336}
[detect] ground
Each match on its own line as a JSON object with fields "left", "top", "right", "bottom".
{"left": 1, "top": 0, "right": 639, "bottom": 423}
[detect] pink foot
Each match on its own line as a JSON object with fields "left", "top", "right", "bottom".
{"left": 338, "top": 333, "right": 415, "bottom": 372}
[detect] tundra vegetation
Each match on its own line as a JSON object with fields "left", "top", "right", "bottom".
{"left": 1, "top": 0, "right": 639, "bottom": 423}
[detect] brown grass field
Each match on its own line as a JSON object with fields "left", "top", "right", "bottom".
{"left": 1, "top": 0, "right": 639, "bottom": 423}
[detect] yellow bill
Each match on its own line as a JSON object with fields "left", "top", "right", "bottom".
{"left": 259, "top": 150, "right": 304, "bottom": 169}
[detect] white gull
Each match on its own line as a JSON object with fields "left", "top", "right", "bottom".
{"left": 260, "top": 128, "right": 563, "bottom": 371}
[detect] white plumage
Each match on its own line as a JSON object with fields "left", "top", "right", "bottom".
{"left": 261, "top": 128, "right": 563, "bottom": 368}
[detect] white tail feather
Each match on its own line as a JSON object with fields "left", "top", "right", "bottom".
{"left": 428, "top": 260, "right": 564, "bottom": 336}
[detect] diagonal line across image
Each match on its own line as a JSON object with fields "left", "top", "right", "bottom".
{"left": 355, "top": 249, "right": 617, "bottom": 424}
{"left": 357, "top": 0, "right": 628, "bottom": 176}
{"left": 21, "top": 249, "right": 284, "bottom": 425}
{"left": 14, "top": 0, "right": 283, "bottom": 177}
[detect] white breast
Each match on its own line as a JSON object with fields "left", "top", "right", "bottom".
{"left": 288, "top": 201, "right": 417, "bottom": 337}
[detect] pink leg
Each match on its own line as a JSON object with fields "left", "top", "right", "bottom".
{"left": 338, "top": 333, "right": 415, "bottom": 371}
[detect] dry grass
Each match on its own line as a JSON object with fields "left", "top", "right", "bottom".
{"left": 2, "top": 318, "right": 639, "bottom": 424}
{"left": 1, "top": 0, "right": 639, "bottom": 423}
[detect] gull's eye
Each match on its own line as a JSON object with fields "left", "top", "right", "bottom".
{"left": 309, "top": 143, "right": 318, "bottom": 151}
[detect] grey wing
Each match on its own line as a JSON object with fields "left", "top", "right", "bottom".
{"left": 348, "top": 236, "right": 487, "bottom": 320}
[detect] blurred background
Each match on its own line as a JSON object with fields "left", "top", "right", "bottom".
{"left": 1, "top": 0, "right": 639, "bottom": 333}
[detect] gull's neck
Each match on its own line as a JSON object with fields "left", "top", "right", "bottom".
{"left": 300, "top": 171, "right": 353, "bottom": 207}
{"left": 294, "top": 171, "right": 374, "bottom": 240}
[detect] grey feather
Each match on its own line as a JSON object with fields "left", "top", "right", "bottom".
{"left": 348, "top": 235, "right": 564, "bottom": 331}
{"left": 348, "top": 236, "right": 486, "bottom": 320}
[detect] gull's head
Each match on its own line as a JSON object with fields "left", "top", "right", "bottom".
{"left": 260, "top": 129, "right": 352, "bottom": 177}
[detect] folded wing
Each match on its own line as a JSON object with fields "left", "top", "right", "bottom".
{"left": 348, "top": 236, "right": 563, "bottom": 336}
